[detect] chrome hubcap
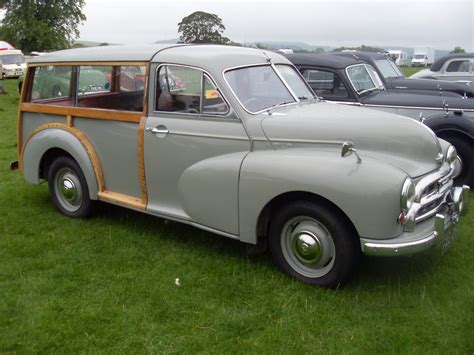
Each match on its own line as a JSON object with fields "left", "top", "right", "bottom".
{"left": 54, "top": 168, "right": 83, "bottom": 212}
{"left": 281, "top": 216, "right": 336, "bottom": 278}
{"left": 60, "top": 177, "right": 78, "bottom": 202}
{"left": 292, "top": 231, "right": 322, "bottom": 265}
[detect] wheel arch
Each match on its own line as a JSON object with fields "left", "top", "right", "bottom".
{"left": 255, "top": 191, "right": 359, "bottom": 251}
{"left": 21, "top": 124, "right": 104, "bottom": 199}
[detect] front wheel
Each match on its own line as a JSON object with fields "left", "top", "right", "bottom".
{"left": 268, "top": 201, "right": 360, "bottom": 288}
{"left": 47, "top": 156, "right": 94, "bottom": 217}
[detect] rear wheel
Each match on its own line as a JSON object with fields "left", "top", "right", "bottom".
{"left": 268, "top": 201, "right": 360, "bottom": 288}
{"left": 47, "top": 156, "right": 94, "bottom": 217}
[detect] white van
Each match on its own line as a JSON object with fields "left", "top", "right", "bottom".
{"left": 387, "top": 50, "right": 409, "bottom": 66}
{"left": 0, "top": 49, "right": 27, "bottom": 79}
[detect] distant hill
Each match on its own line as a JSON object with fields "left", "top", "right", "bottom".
{"left": 243, "top": 41, "right": 333, "bottom": 52}
{"left": 154, "top": 38, "right": 180, "bottom": 44}
{"left": 73, "top": 40, "right": 120, "bottom": 47}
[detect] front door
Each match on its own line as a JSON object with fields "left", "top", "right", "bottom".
{"left": 143, "top": 64, "right": 250, "bottom": 236}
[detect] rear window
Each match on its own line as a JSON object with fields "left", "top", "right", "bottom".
{"left": 28, "top": 64, "right": 146, "bottom": 112}
{"left": 30, "top": 66, "right": 73, "bottom": 104}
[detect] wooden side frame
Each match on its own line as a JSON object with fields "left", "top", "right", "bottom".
{"left": 18, "top": 61, "right": 152, "bottom": 211}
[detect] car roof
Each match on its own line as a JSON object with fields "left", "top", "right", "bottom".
{"left": 332, "top": 51, "right": 388, "bottom": 61}
{"left": 284, "top": 53, "right": 364, "bottom": 68}
{"left": 29, "top": 44, "right": 185, "bottom": 63}
{"left": 431, "top": 53, "right": 474, "bottom": 71}
{"left": 28, "top": 44, "right": 291, "bottom": 73}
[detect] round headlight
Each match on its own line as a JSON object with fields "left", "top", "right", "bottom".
{"left": 400, "top": 178, "right": 416, "bottom": 211}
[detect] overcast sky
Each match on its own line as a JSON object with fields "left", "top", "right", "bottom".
{"left": 6, "top": 0, "right": 474, "bottom": 51}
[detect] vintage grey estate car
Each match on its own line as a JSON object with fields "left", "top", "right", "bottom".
{"left": 14, "top": 44, "right": 469, "bottom": 287}
{"left": 286, "top": 53, "right": 474, "bottom": 186}
{"left": 410, "top": 53, "right": 474, "bottom": 85}
{"left": 333, "top": 51, "right": 474, "bottom": 98}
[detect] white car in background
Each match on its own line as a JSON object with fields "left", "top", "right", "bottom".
{"left": 411, "top": 53, "right": 474, "bottom": 85}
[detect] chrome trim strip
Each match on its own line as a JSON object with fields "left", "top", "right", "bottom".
{"left": 167, "top": 130, "right": 249, "bottom": 141}
{"left": 271, "top": 138, "right": 345, "bottom": 145}
{"left": 363, "top": 103, "right": 474, "bottom": 112}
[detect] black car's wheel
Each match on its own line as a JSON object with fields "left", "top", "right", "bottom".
{"left": 47, "top": 156, "right": 94, "bottom": 217}
{"left": 268, "top": 200, "right": 360, "bottom": 288}
{"left": 443, "top": 135, "right": 474, "bottom": 186}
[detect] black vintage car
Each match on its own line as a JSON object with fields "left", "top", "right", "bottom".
{"left": 286, "top": 53, "right": 474, "bottom": 185}
{"left": 333, "top": 51, "right": 474, "bottom": 98}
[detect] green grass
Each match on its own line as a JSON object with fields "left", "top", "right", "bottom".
{"left": 401, "top": 66, "right": 425, "bottom": 77}
{"left": 1, "top": 78, "right": 474, "bottom": 353}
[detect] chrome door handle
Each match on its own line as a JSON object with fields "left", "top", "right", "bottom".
{"left": 146, "top": 127, "right": 169, "bottom": 135}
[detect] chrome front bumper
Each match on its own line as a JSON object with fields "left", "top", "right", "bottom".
{"left": 361, "top": 185, "right": 469, "bottom": 256}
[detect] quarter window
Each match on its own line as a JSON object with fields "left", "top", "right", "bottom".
{"left": 30, "top": 66, "right": 73, "bottom": 104}
{"left": 156, "top": 65, "right": 228, "bottom": 115}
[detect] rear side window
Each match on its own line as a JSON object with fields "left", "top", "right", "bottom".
{"left": 156, "top": 65, "right": 228, "bottom": 115}
{"left": 302, "top": 69, "right": 348, "bottom": 98}
{"left": 446, "top": 60, "right": 471, "bottom": 73}
{"left": 76, "top": 65, "right": 145, "bottom": 112}
{"left": 30, "top": 66, "right": 73, "bottom": 104}
{"left": 27, "top": 64, "right": 146, "bottom": 112}
{"left": 78, "top": 66, "right": 112, "bottom": 96}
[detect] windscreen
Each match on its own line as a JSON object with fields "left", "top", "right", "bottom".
{"left": 275, "top": 64, "right": 315, "bottom": 100}
{"left": 225, "top": 65, "right": 295, "bottom": 113}
{"left": 347, "top": 64, "right": 379, "bottom": 93}
{"left": 0, "top": 54, "right": 24, "bottom": 65}
{"left": 375, "top": 59, "right": 402, "bottom": 79}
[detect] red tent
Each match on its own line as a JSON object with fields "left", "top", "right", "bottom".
{"left": 0, "top": 41, "right": 15, "bottom": 51}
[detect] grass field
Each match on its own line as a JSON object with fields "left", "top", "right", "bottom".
{"left": 401, "top": 66, "right": 425, "bottom": 77}
{"left": 1, "top": 77, "right": 473, "bottom": 353}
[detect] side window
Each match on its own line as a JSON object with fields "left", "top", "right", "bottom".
{"left": 302, "top": 69, "right": 348, "bottom": 98}
{"left": 446, "top": 60, "right": 471, "bottom": 73}
{"left": 30, "top": 66, "right": 73, "bottom": 104}
{"left": 78, "top": 66, "right": 112, "bottom": 96}
{"left": 77, "top": 65, "right": 145, "bottom": 112}
{"left": 120, "top": 66, "right": 146, "bottom": 92}
{"left": 156, "top": 65, "right": 228, "bottom": 115}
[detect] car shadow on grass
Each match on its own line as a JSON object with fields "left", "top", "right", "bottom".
{"left": 92, "top": 201, "right": 444, "bottom": 289}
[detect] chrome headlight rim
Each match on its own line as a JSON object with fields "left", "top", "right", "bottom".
{"left": 400, "top": 177, "right": 416, "bottom": 212}
{"left": 446, "top": 145, "right": 457, "bottom": 164}
{"left": 447, "top": 145, "right": 461, "bottom": 178}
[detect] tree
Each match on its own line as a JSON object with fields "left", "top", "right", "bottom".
{"left": 0, "top": 0, "right": 86, "bottom": 52}
{"left": 332, "top": 44, "right": 385, "bottom": 53}
{"left": 450, "top": 46, "right": 466, "bottom": 54}
{"left": 178, "top": 11, "right": 230, "bottom": 44}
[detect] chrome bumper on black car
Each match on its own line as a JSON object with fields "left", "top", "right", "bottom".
{"left": 361, "top": 185, "right": 469, "bottom": 256}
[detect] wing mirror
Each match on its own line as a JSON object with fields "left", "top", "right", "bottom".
{"left": 341, "top": 141, "right": 362, "bottom": 164}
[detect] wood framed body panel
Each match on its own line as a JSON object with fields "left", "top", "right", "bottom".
{"left": 18, "top": 61, "right": 151, "bottom": 211}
